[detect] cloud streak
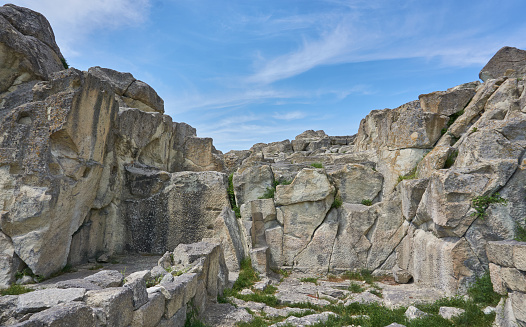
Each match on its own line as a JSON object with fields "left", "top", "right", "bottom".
{"left": 14, "top": 0, "right": 151, "bottom": 56}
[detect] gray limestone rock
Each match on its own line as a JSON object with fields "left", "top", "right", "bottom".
{"left": 17, "top": 288, "right": 86, "bottom": 314}
{"left": 84, "top": 270, "right": 123, "bottom": 288}
{"left": 480, "top": 46, "right": 526, "bottom": 81}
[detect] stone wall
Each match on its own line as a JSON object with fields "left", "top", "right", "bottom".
{"left": 0, "top": 241, "right": 228, "bottom": 327}
{"left": 487, "top": 240, "right": 526, "bottom": 327}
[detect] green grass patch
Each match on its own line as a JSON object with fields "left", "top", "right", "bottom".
{"left": 514, "top": 218, "right": 526, "bottom": 242}
{"left": 471, "top": 193, "right": 508, "bottom": 219}
{"left": 1, "top": 284, "right": 34, "bottom": 296}
{"left": 397, "top": 166, "right": 418, "bottom": 183}
{"left": 467, "top": 270, "right": 501, "bottom": 306}
{"left": 61, "top": 57, "right": 69, "bottom": 69}
{"left": 232, "top": 258, "right": 259, "bottom": 291}
{"left": 259, "top": 187, "right": 275, "bottom": 199}
{"left": 361, "top": 199, "right": 373, "bottom": 206}
{"left": 310, "top": 163, "right": 323, "bottom": 169}
{"left": 348, "top": 283, "right": 365, "bottom": 293}
{"left": 343, "top": 269, "right": 376, "bottom": 284}
{"left": 299, "top": 277, "right": 318, "bottom": 285}
{"left": 331, "top": 195, "right": 343, "bottom": 209}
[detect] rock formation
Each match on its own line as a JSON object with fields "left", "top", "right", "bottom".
{"left": 1, "top": 4, "right": 526, "bottom": 326}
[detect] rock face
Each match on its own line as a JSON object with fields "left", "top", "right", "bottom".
{"left": 2, "top": 5, "right": 526, "bottom": 313}
{"left": 0, "top": 4, "right": 233, "bottom": 288}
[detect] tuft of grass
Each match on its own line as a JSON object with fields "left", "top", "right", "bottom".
{"left": 348, "top": 283, "right": 365, "bottom": 293}
{"left": 184, "top": 301, "right": 209, "bottom": 327}
{"left": 342, "top": 269, "right": 375, "bottom": 284}
{"left": 397, "top": 166, "right": 418, "bottom": 183}
{"left": 514, "top": 218, "right": 526, "bottom": 242}
{"left": 259, "top": 179, "right": 292, "bottom": 200}
{"left": 467, "top": 270, "right": 501, "bottom": 306}
{"left": 145, "top": 275, "right": 163, "bottom": 287}
{"left": 471, "top": 193, "right": 508, "bottom": 219}
{"left": 310, "top": 162, "right": 323, "bottom": 169}
{"left": 361, "top": 199, "right": 373, "bottom": 206}
{"left": 232, "top": 258, "right": 259, "bottom": 292}
{"left": 1, "top": 284, "right": 34, "bottom": 296}
{"left": 471, "top": 127, "right": 478, "bottom": 133}
{"left": 331, "top": 195, "right": 343, "bottom": 209}
{"left": 300, "top": 277, "right": 318, "bottom": 285}
{"left": 60, "top": 57, "right": 69, "bottom": 69}
{"left": 228, "top": 173, "right": 241, "bottom": 218}
{"left": 259, "top": 187, "right": 275, "bottom": 199}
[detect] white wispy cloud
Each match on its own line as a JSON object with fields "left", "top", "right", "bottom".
{"left": 12, "top": 0, "right": 151, "bottom": 56}
{"left": 272, "top": 111, "right": 306, "bottom": 120}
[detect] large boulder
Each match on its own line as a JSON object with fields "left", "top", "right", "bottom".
{"left": 480, "top": 46, "right": 526, "bottom": 81}
{"left": 419, "top": 82, "right": 479, "bottom": 116}
{"left": 0, "top": 69, "right": 118, "bottom": 277}
{"left": 0, "top": 4, "right": 65, "bottom": 94}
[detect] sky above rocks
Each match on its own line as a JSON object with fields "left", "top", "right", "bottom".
{"left": 5, "top": 0, "right": 526, "bottom": 152}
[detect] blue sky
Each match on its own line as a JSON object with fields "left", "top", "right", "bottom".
{"left": 6, "top": 0, "right": 526, "bottom": 152}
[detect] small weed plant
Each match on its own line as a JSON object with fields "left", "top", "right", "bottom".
{"left": 361, "top": 199, "right": 373, "bottom": 206}
{"left": 1, "top": 284, "right": 34, "bottom": 296}
{"left": 228, "top": 173, "right": 241, "bottom": 218}
{"left": 259, "top": 179, "right": 292, "bottom": 199}
{"left": 471, "top": 193, "right": 508, "bottom": 219}
{"left": 441, "top": 110, "right": 465, "bottom": 135}
{"left": 397, "top": 166, "right": 418, "bottom": 183}
{"left": 515, "top": 219, "right": 526, "bottom": 241}
{"left": 310, "top": 162, "right": 323, "bottom": 169}
{"left": 467, "top": 270, "right": 501, "bottom": 306}
{"left": 299, "top": 277, "right": 318, "bottom": 285}
{"left": 331, "top": 195, "right": 343, "bottom": 209}
{"left": 348, "top": 283, "right": 365, "bottom": 293}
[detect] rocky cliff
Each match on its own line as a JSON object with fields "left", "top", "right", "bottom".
{"left": 0, "top": 4, "right": 233, "bottom": 287}
{"left": 1, "top": 4, "right": 526, "bottom": 308}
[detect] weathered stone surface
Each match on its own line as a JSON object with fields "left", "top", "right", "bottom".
{"left": 208, "top": 207, "right": 247, "bottom": 272}
{"left": 85, "top": 287, "right": 134, "bottom": 327}
{"left": 55, "top": 279, "right": 101, "bottom": 291}
{"left": 125, "top": 171, "right": 230, "bottom": 253}
{"left": 250, "top": 246, "right": 269, "bottom": 274}
{"left": 480, "top": 46, "right": 526, "bottom": 81}
{"left": 355, "top": 100, "right": 449, "bottom": 151}
{"left": 203, "top": 302, "right": 253, "bottom": 327}
{"left": 0, "top": 4, "right": 64, "bottom": 92}
{"left": 25, "top": 302, "right": 95, "bottom": 327}
{"left": 400, "top": 178, "right": 428, "bottom": 221}
{"left": 233, "top": 164, "right": 274, "bottom": 206}
{"left": 84, "top": 270, "right": 123, "bottom": 288}
{"left": 345, "top": 291, "right": 383, "bottom": 305}
{"left": 329, "top": 163, "right": 383, "bottom": 204}
{"left": 419, "top": 82, "right": 478, "bottom": 116}
{"left": 439, "top": 306, "right": 465, "bottom": 320}
{"left": 411, "top": 229, "right": 483, "bottom": 295}
{"left": 0, "top": 68, "right": 118, "bottom": 277}
{"left": 17, "top": 288, "right": 86, "bottom": 314}
{"left": 270, "top": 312, "right": 336, "bottom": 326}
{"left": 405, "top": 305, "right": 428, "bottom": 320}
{"left": 510, "top": 291, "right": 526, "bottom": 326}
{"left": 392, "top": 264, "right": 412, "bottom": 284}
{"left": 124, "top": 270, "right": 150, "bottom": 309}
{"left": 275, "top": 168, "right": 334, "bottom": 206}
{"left": 158, "top": 305, "right": 185, "bottom": 327}
{"left": 330, "top": 204, "right": 375, "bottom": 271}
{"left": 294, "top": 208, "right": 338, "bottom": 273}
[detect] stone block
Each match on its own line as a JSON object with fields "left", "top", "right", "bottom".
{"left": 132, "top": 291, "right": 165, "bottom": 327}
{"left": 84, "top": 269, "right": 123, "bottom": 288}
{"left": 250, "top": 247, "right": 269, "bottom": 275}
{"left": 124, "top": 270, "right": 150, "bottom": 309}
{"left": 513, "top": 242, "right": 526, "bottom": 271}
{"left": 17, "top": 288, "right": 86, "bottom": 314}
{"left": 26, "top": 302, "right": 95, "bottom": 327}
{"left": 85, "top": 287, "right": 134, "bottom": 327}
{"left": 487, "top": 240, "right": 516, "bottom": 268}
